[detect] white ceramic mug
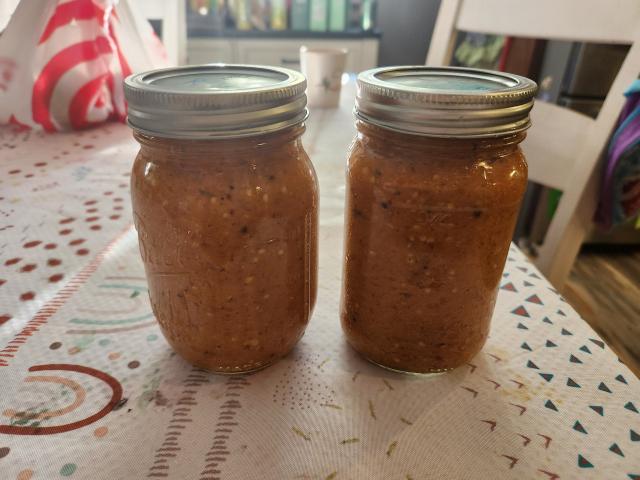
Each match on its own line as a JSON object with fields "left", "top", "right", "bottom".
{"left": 300, "top": 46, "right": 348, "bottom": 108}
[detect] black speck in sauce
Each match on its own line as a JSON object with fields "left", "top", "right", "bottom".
{"left": 373, "top": 169, "right": 382, "bottom": 177}
{"left": 198, "top": 188, "right": 213, "bottom": 197}
{"left": 354, "top": 209, "right": 365, "bottom": 218}
{"left": 380, "top": 201, "right": 389, "bottom": 209}
{"left": 240, "top": 226, "right": 248, "bottom": 234}
{"left": 472, "top": 210, "right": 482, "bottom": 218}
{"left": 267, "top": 175, "right": 275, "bottom": 181}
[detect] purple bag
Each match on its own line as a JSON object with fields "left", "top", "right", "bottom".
{"left": 595, "top": 80, "right": 640, "bottom": 229}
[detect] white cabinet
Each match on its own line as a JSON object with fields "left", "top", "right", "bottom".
{"left": 236, "top": 40, "right": 304, "bottom": 69}
{"left": 0, "top": 0, "right": 20, "bottom": 32}
{"left": 187, "top": 37, "right": 379, "bottom": 72}
{"left": 188, "top": 39, "right": 235, "bottom": 64}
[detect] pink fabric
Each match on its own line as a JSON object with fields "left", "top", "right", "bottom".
{"left": 0, "top": 0, "right": 167, "bottom": 132}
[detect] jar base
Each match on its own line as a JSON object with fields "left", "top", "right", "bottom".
{"left": 364, "top": 356, "right": 453, "bottom": 377}
{"left": 204, "top": 363, "right": 273, "bottom": 375}
{"left": 185, "top": 358, "right": 275, "bottom": 376}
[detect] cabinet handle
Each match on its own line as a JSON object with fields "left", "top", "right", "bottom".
{"left": 281, "top": 58, "right": 299, "bottom": 65}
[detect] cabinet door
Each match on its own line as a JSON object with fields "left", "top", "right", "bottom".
{"left": 186, "top": 38, "right": 379, "bottom": 72}
{"left": 187, "top": 39, "right": 234, "bottom": 65}
{"left": 236, "top": 40, "right": 305, "bottom": 70}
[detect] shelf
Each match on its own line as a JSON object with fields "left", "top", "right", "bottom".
{"left": 187, "top": 29, "right": 382, "bottom": 39}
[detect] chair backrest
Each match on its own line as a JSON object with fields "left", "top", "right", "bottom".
{"left": 425, "top": 0, "right": 640, "bottom": 287}
{"left": 426, "top": 0, "right": 640, "bottom": 191}
{"left": 427, "top": 0, "right": 640, "bottom": 67}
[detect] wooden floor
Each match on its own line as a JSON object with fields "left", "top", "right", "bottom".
{"left": 564, "top": 245, "right": 640, "bottom": 377}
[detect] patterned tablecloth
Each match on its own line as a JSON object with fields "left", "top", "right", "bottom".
{"left": 0, "top": 85, "right": 639, "bottom": 480}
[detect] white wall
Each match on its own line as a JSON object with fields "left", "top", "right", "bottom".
{"left": 0, "top": 0, "right": 21, "bottom": 32}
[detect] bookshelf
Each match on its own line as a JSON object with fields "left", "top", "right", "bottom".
{"left": 185, "top": 0, "right": 380, "bottom": 71}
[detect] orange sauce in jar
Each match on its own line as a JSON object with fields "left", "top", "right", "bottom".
{"left": 125, "top": 65, "right": 318, "bottom": 373}
{"left": 341, "top": 67, "right": 536, "bottom": 373}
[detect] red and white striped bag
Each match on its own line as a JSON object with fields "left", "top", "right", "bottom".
{"left": 0, "top": 0, "right": 168, "bottom": 131}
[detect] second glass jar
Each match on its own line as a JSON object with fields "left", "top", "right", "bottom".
{"left": 341, "top": 66, "right": 536, "bottom": 374}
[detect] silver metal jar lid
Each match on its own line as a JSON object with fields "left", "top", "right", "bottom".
{"left": 356, "top": 66, "right": 537, "bottom": 138}
{"left": 124, "top": 64, "right": 308, "bottom": 139}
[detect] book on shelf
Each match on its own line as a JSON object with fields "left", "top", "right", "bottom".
{"left": 291, "top": 0, "right": 310, "bottom": 30}
{"left": 309, "top": 0, "right": 329, "bottom": 32}
{"left": 329, "top": 0, "right": 347, "bottom": 32}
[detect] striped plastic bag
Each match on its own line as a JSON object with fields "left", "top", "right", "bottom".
{"left": 0, "top": 0, "right": 168, "bottom": 132}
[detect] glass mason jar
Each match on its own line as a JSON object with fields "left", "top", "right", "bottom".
{"left": 124, "top": 65, "right": 318, "bottom": 374}
{"left": 341, "top": 67, "right": 536, "bottom": 374}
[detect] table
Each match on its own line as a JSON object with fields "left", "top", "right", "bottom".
{"left": 1, "top": 83, "right": 638, "bottom": 480}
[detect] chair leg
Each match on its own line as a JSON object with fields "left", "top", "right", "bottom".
{"left": 534, "top": 168, "right": 599, "bottom": 289}
{"left": 425, "top": 0, "right": 461, "bottom": 66}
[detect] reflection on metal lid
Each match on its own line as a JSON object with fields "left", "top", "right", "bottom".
{"left": 141, "top": 66, "right": 289, "bottom": 91}
{"left": 356, "top": 66, "right": 537, "bottom": 138}
{"left": 124, "top": 64, "right": 307, "bottom": 139}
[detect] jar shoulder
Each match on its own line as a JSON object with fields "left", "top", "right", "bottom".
{"left": 132, "top": 140, "right": 317, "bottom": 190}
{"left": 347, "top": 134, "right": 527, "bottom": 204}
{"left": 130, "top": 139, "right": 318, "bottom": 228}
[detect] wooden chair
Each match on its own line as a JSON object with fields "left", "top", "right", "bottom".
{"left": 426, "top": 0, "right": 640, "bottom": 289}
